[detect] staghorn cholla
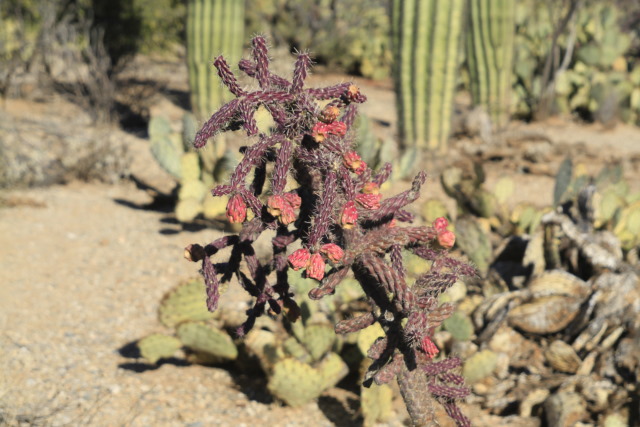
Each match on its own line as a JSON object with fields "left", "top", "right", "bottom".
{"left": 184, "top": 36, "right": 475, "bottom": 427}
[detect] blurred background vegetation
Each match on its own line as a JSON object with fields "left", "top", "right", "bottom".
{"left": 1, "top": 0, "right": 639, "bottom": 134}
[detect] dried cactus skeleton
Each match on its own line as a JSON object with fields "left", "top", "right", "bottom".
{"left": 184, "top": 36, "right": 475, "bottom": 426}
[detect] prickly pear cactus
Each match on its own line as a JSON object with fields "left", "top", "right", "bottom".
{"left": 137, "top": 333, "right": 183, "bottom": 364}
{"left": 361, "top": 381, "right": 394, "bottom": 426}
{"left": 176, "top": 322, "right": 238, "bottom": 360}
{"left": 463, "top": 349, "right": 498, "bottom": 383}
{"left": 268, "top": 358, "right": 326, "bottom": 407}
{"left": 455, "top": 216, "right": 492, "bottom": 275}
{"left": 443, "top": 311, "right": 474, "bottom": 341}
{"left": 159, "top": 279, "right": 215, "bottom": 328}
{"left": 302, "top": 323, "right": 336, "bottom": 362}
{"left": 318, "top": 352, "right": 349, "bottom": 390}
{"left": 149, "top": 116, "right": 183, "bottom": 179}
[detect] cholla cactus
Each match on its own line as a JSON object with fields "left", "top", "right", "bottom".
{"left": 184, "top": 36, "right": 475, "bottom": 426}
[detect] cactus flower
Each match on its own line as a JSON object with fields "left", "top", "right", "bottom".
{"left": 307, "top": 252, "right": 326, "bottom": 281}
{"left": 341, "top": 200, "right": 358, "bottom": 229}
{"left": 288, "top": 248, "right": 311, "bottom": 270}
{"left": 312, "top": 122, "right": 330, "bottom": 142}
{"left": 326, "top": 121, "right": 347, "bottom": 137}
{"left": 355, "top": 193, "right": 381, "bottom": 210}
{"left": 421, "top": 335, "right": 439, "bottom": 358}
{"left": 320, "top": 243, "right": 344, "bottom": 262}
{"left": 226, "top": 193, "right": 247, "bottom": 223}
{"left": 437, "top": 230, "right": 456, "bottom": 249}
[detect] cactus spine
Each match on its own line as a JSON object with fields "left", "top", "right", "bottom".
{"left": 466, "top": 0, "right": 515, "bottom": 129}
{"left": 391, "top": 0, "right": 465, "bottom": 153}
{"left": 187, "top": 0, "right": 244, "bottom": 121}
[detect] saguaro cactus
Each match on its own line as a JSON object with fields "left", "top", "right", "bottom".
{"left": 187, "top": 0, "right": 244, "bottom": 121}
{"left": 466, "top": 0, "right": 515, "bottom": 129}
{"left": 391, "top": 0, "right": 465, "bottom": 154}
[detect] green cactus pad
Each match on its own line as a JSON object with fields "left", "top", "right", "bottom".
{"left": 283, "top": 336, "right": 311, "bottom": 362}
{"left": 455, "top": 216, "right": 492, "bottom": 274}
{"left": 148, "top": 116, "right": 172, "bottom": 140}
{"left": 180, "top": 152, "right": 201, "bottom": 182}
{"left": 203, "top": 194, "right": 229, "bottom": 220}
{"left": 318, "top": 352, "right": 349, "bottom": 390}
{"left": 137, "top": 333, "right": 182, "bottom": 364}
{"left": 178, "top": 179, "right": 208, "bottom": 202}
{"left": 181, "top": 112, "right": 197, "bottom": 150}
{"left": 159, "top": 279, "right": 215, "bottom": 328}
{"left": 302, "top": 323, "right": 336, "bottom": 362}
{"left": 420, "top": 199, "right": 449, "bottom": 223}
{"left": 357, "top": 322, "right": 385, "bottom": 355}
{"left": 443, "top": 311, "right": 474, "bottom": 341}
{"left": 150, "top": 134, "right": 183, "bottom": 179}
{"left": 175, "top": 197, "right": 203, "bottom": 222}
{"left": 403, "top": 250, "right": 431, "bottom": 278}
{"left": 268, "top": 358, "right": 325, "bottom": 407}
{"left": 361, "top": 382, "right": 394, "bottom": 425}
{"left": 463, "top": 349, "right": 498, "bottom": 383}
{"left": 494, "top": 177, "right": 515, "bottom": 206}
{"left": 176, "top": 322, "right": 238, "bottom": 360}
{"left": 334, "top": 277, "right": 365, "bottom": 304}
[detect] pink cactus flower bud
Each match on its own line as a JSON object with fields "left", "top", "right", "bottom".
{"left": 355, "top": 193, "right": 382, "bottom": 210}
{"left": 312, "top": 122, "right": 330, "bottom": 143}
{"left": 326, "top": 121, "right": 347, "bottom": 137}
{"left": 437, "top": 230, "right": 456, "bottom": 249}
{"left": 341, "top": 200, "right": 358, "bottom": 229}
{"left": 288, "top": 248, "right": 311, "bottom": 270}
{"left": 306, "top": 252, "right": 326, "bottom": 281}
{"left": 279, "top": 203, "right": 296, "bottom": 225}
{"left": 433, "top": 217, "right": 449, "bottom": 232}
{"left": 320, "top": 243, "right": 344, "bottom": 262}
{"left": 283, "top": 192, "right": 302, "bottom": 209}
{"left": 267, "top": 195, "right": 286, "bottom": 216}
{"left": 343, "top": 151, "right": 364, "bottom": 173}
{"left": 362, "top": 182, "right": 380, "bottom": 194}
{"left": 345, "top": 85, "right": 361, "bottom": 102}
{"left": 319, "top": 105, "right": 340, "bottom": 123}
{"left": 226, "top": 194, "right": 247, "bottom": 223}
{"left": 421, "top": 335, "right": 439, "bottom": 358}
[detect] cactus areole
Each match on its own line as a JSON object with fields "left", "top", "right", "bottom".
{"left": 184, "top": 36, "right": 474, "bottom": 426}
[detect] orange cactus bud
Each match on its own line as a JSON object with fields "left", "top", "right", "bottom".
{"left": 226, "top": 194, "right": 247, "bottom": 223}
{"left": 341, "top": 200, "right": 358, "bottom": 229}
{"left": 319, "top": 105, "right": 340, "bottom": 123}
{"left": 437, "top": 230, "right": 456, "bottom": 249}
{"left": 307, "top": 252, "right": 326, "bottom": 281}
{"left": 343, "top": 151, "right": 364, "bottom": 173}
{"left": 320, "top": 243, "right": 344, "bottom": 262}
{"left": 362, "top": 182, "right": 379, "bottom": 194}
{"left": 288, "top": 248, "right": 311, "bottom": 270}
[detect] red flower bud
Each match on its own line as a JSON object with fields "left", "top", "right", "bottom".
{"left": 362, "top": 182, "right": 379, "bottom": 194}
{"left": 267, "top": 195, "right": 286, "bottom": 216}
{"left": 307, "top": 253, "right": 326, "bottom": 281}
{"left": 437, "top": 230, "right": 456, "bottom": 249}
{"left": 320, "top": 243, "right": 344, "bottom": 262}
{"left": 326, "top": 121, "right": 347, "bottom": 137}
{"left": 288, "top": 248, "right": 311, "bottom": 270}
{"left": 341, "top": 200, "right": 358, "bottom": 229}
{"left": 421, "top": 335, "right": 439, "bottom": 358}
{"left": 279, "top": 203, "right": 296, "bottom": 225}
{"left": 355, "top": 193, "right": 381, "bottom": 210}
{"left": 312, "top": 122, "right": 330, "bottom": 143}
{"left": 226, "top": 194, "right": 247, "bottom": 223}
{"left": 433, "top": 217, "right": 449, "bottom": 232}
{"left": 283, "top": 192, "right": 301, "bottom": 209}
{"left": 319, "top": 105, "right": 340, "bottom": 123}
